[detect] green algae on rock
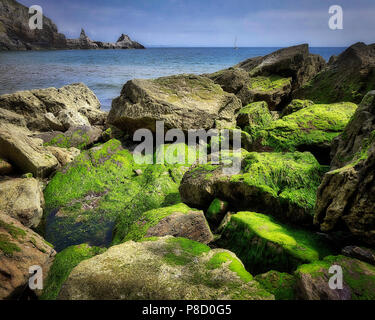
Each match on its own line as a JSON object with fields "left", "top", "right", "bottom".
{"left": 180, "top": 151, "right": 325, "bottom": 225}
{"left": 280, "top": 99, "right": 314, "bottom": 117}
{"left": 57, "top": 236, "right": 274, "bottom": 300}
{"left": 218, "top": 212, "right": 333, "bottom": 275}
{"left": 206, "top": 198, "right": 228, "bottom": 225}
{"left": 236, "top": 101, "right": 273, "bottom": 133}
{"left": 295, "top": 255, "right": 375, "bottom": 300}
{"left": 254, "top": 270, "right": 297, "bottom": 300}
{"left": 41, "top": 244, "right": 106, "bottom": 300}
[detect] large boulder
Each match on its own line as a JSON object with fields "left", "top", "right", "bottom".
{"left": 0, "top": 83, "right": 104, "bottom": 131}
{"left": 108, "top": 74, "right": 242, "bottom": 133}
{"left": 57, "top": 236, "right": 274, "bottom": 300}
{"left": 0, "top": 0, "right": 67, "bottom": 51}
{"left": 0, "top": 124, "right": 59, "bottom": 178}
{"left": 207, "top": 44, "right": 325, "bottom": 109}
{"left": 295, "top": 255, "right": 375, "bottom": 300}
{"left": 180, "top": 151, "right": 325, "bottom": 225}
{"left": 0, "top": 178, "right": 44, "bottom": 228}
{"left": 314, "top": 92, "right": 375, "bottom": 245}
{"left": 0, "top": 213, "right": 56, "bottom": 299}
{"left": 218, "top": 212, "right": 332, "bottom": 275}
{"left": 121, "top": 203, "right": 214, "bottom": 244}
{"left": 295, "top": 42, "right": 375, "bottom": 104}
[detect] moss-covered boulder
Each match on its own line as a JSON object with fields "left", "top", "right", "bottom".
{"left": 254, "top": 270, "right": 297, "bottom": 300}
{"left": 180, "top": 151, "right": 325, "bottom": 225}
{"left": 295, "top": 42, "right": 375, "bottom": 104}
{"left": 218, "top": 212, "right": 333, "bottom": 275}
{"left": 0, "top": 213, "right": 56, "bottom": 299}
{"left": 108, "top": 74, "right": 242, "bottom": 134}
{"left": 206, "top": 198, "right": 228, "bottom": 225}
{"left": 280, "top": 99, "right": 314, "bottom": 117}
{"left": 41, "top": 244, "right": 106, "bottom": 300}
{"left": 248, "top": 102, "right": 357, "bottom": 164}
{"left": 295, "top": 255, "right": 375, "bottom": 300}
{"left": 57, "top": 236, "right": 274, "bottom": 300}
{"left": 236, "top": 101, "right": 273, "bottom": 132}
{"left": 117, "top": 203, "right": 214, "bottom": 244}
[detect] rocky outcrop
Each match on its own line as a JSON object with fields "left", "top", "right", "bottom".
{"left": 295, "top": 42, "right": 375, "bottom": 104}
{"left": 0, "top": 83, "right": 104, "bottom": 132}
{"left": 0, "top": 124, "right": 59, "bottom": 178}
{"left": 295, "top": 255, "right": 375, "bottom": 300}
{"left": 180, "top": 152, "right": 325, "bottom": 226}
{"left": 0, "top": 0, "right": 66, "bottom": 50}
{"left": 314, "top": 92, "right": 375, "bottom": 245}
{"left": 0, "top": 178, "right": 44, "bottom": 228}
{"left": 207, "top": 44, "right": 325, "bottom": 109}
{"left": 0, "top": 213, "right": 56, "bottom": 299}
{"left": 57, "top": 236, "right": 273, "bottom": 300}
{"left": 108, "top": 74, "right": 242, "bottom": 133}
{"left": 66, "top": 29, "right": 99, "bottom": 50}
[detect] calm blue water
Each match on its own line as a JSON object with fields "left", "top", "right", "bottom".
{"left": 0, "top": 47, "right": 345, "bottom": 111}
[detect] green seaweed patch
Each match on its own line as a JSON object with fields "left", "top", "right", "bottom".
{"left": 44, "top": 129, "right": 91, "bottom": 150}
{"left": 219, "top": 212, "right": 332, "bottom": 274}
{"left": 207, "top": 251, "right": 253, "bottom": 282}
{"left": 255, "top": 270, "right": 297, "bottom": 300}
{"left": 0, "top": 220, "right": 26, "bottom": 240}
{"left": 41, "top": 244, "right": 106, "bottom": 300}
{"left": 248, "top": 75, "right": 292, "bottom": 92}
{"left": 0, "top": 234, "right": 21, "bottom": 255}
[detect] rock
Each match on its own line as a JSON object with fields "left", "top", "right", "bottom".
{"left": 295, "top": 255, "right": 375, "bottom": 300}
{"left": 180, "top": 151, "right": 325, "bottom": 225}
{"left": 247, "top": 102, "right": 357, "bottom": 164}
{"left": 295, "top": 42, "right": 375, "bottom": 104}
{"left": 66, "top": 29, "right": 98, "bottom": 50}
{"left": 342, "top": 246, "right": 375, "bottom": 265}
{"left": 218, "top": 211, "right": 332, "bottom": 275}
{"left": 0, "top": 178, "right": 44, "bottom": 228}
{"left": 207, "top": 44, "right": 325, "bottom": 109}
{"left": 142, "top": 204, "right": 214, "bottom": 244}
{"left": 45, "top": 146, "right": 80, "bottom": 167}
{"left": 57, "top": 236, "right": 273, "bottom": 300}
{"left": 0, "top": 0, "right": 67, "bottom": 50}
{"left": 0, "top": 124, "right": 58, "bottom": 178}
{"left": 39, "top": 126, "right": 103, "bottom": 150}
{"left": 0, "top": 83, "right": 103, "bottom": 131}
{"left": 280, "top": 99, "right": 314, "bottom": 117}
{"left": 254, "top": 270, "right": 297, "bottom": 300}
{"left": 206, "top": 198, "right": 228, "bottom": 225}
{"left": 41, "top": 244, "right": 106, "bottom": 300}
{"left": 108, "top": 74, "right": 242, "bottom": 133}
{"left": 0, "top": 158, "right": 13, "bottom": 175}
{"left": 236, "top": 101, "right": 273, "bottom": 131}
{"left": 0, "top": 213, "right": 56, "bottom": 299}
{"left": 0, "top": 108, "right": 27, "bottom": 128}
{"left": 314, "top": 92, "right": 375, "bottom": 245}
{"left": 115, "top": 33, "right": 145, "bottom": 49}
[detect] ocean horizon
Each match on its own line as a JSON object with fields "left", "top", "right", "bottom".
{"left": 0, "top": 47, "right": 345, "bottom": 110}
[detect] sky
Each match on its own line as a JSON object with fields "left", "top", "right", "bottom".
{"left": 19, "top": 0, "right": 375, "bottom": 47}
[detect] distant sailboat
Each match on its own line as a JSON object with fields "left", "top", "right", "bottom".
{"left": 234, "top": 36, "right": 238, "bottom": 50}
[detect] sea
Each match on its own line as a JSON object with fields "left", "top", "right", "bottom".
{"left": 0, "top": 47, "right": 345, "bottom": 111}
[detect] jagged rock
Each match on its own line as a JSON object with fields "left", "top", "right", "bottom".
{"left": 45, "top": 146, "right": 80, "bottom": 167}
{"left": 0, "top": 158, "right": 13, "bottom": 175}
{"left": 0, "top": 178, "right": 44, "bottom": 227}
{"left": 0, "top": 0, "right": 67, "bottom": 50}
{"left": 0, "top": 108, "right": 27, "bottom": 128}
{"left": 180, "top": 151, "right": 325, "bottom": 225}
{"left": 0, "top": 83, "right": 103, "bottom": 131}
{"left": 108, "top": 74, "right": 242, "bottom": 133}
{"left": 207, "top": 44, "right": 325, "bottom": 109}
{"left": 0, "top": 124, "right": 58, "bottom": 178}
{"left": 66, "top": 29, "right": 98, "bottom": 50}
{"left": 314, "top": 92, "right": 375, "bottom": 245}
{"left": 218, "top": 211, "right": 332, "bottom": 274}
{"left": 0, "top": 213, "right": 56, "bottom": 299}
{"left": 295, "top": 255, "right": 375, "bottom": 300}
{"left": 295, "top": 42, "right": 375, "bottom": 104}
{"left": 57, "top": 236, "right": 273, "bottom": 300}
{"left": 342, "top": 246, "right": 375, "bottom": 265}
{"left": 115, "top": 33, "right": 145, "bottom": 49}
